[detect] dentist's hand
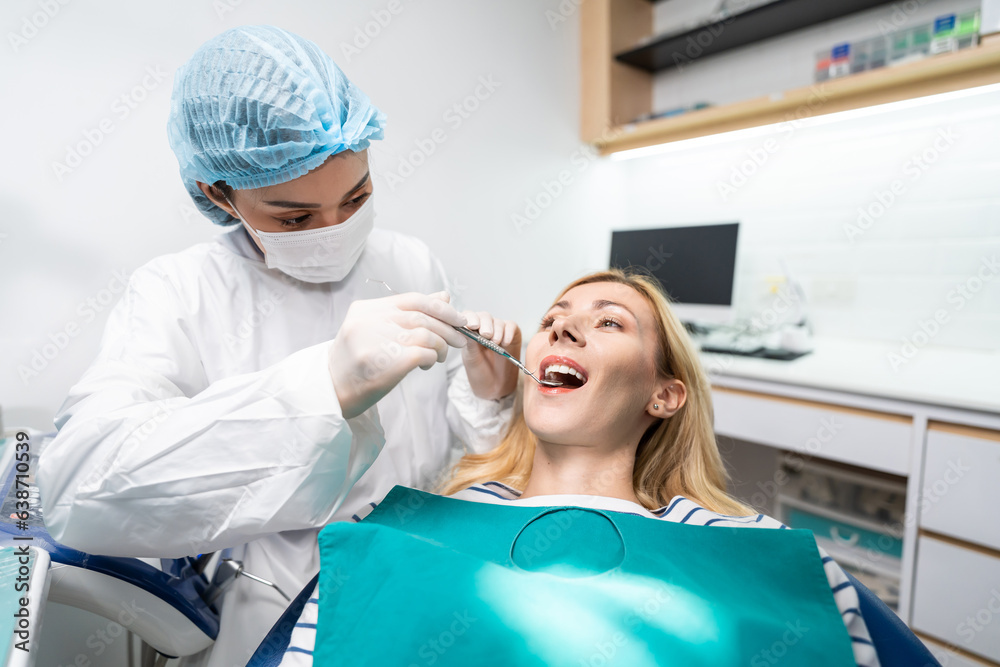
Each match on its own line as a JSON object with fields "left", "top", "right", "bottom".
{"left": 329, "top": 292, "right": 468, "bottom": 419}
{"left": 460, "top": 311, "right": 521, "bottom": 400}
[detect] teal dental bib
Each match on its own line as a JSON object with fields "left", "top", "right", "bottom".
{"left": 315, "top": 486, "right": 856, "bottom": 666}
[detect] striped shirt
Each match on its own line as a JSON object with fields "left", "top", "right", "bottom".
{"left": 280, "top": 482, "right": 880, "bottom": 667}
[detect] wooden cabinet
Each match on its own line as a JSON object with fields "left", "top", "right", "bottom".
{"left": 581, "top": 0, "right": 1000, "bottom": 154}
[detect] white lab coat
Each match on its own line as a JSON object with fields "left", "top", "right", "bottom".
{"left": 36, "top": 224, "right": 513, "bottom": 667}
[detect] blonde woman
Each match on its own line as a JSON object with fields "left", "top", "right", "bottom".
{"left": 277, "top": 269, "right": 900, "bottom": 666}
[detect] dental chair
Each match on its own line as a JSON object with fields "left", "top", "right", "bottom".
{"left": 1, "top": 432, "right": 221, "bottom": 667}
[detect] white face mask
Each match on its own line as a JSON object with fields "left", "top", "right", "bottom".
{"left": 225, "top": 194, "right": 376, "bottom": 283}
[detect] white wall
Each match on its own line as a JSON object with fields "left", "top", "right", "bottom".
{"left": 613, "top": 85, "right": 1000, "bottom": 351}
{"left": 1, "top": 0, "right": 622, "bottom": 433}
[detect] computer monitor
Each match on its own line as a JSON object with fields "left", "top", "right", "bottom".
{"left": 609, "top": 222, "right": 739, "bottom": 325}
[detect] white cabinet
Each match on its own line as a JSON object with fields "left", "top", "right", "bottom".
{"left": 921, "top": 422, "right": 1000, "bottom": 552}
{"left": 712, "top": 387, "right": 913, "bottom": 475}
{"left": 910, "top": 535, "right": 1000, "bottom": 664}
{"left": 711, "top": 383, "right": 1000, "bottom": 638}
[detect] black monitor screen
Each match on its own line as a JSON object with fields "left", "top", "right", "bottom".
{"left": 609, "top": 223, "right": 739, "bottom": 305}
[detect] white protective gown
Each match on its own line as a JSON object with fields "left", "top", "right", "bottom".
{"left": 36, "top": 224, "right": 513, "bottom": 667}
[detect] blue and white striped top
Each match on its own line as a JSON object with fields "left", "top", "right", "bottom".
{"left": 279, "top": 482, "right": 880, "bottom": 667}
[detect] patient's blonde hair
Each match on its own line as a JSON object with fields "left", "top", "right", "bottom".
{"left": 439, "top": 268, "right": 755, "bottom": 517}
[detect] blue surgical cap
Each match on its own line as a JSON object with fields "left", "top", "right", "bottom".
{"left": 168, "top": 25, "right": 386, "bottom": 225}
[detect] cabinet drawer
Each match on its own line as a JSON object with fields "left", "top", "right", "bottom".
{"left": 712, "top": 387, "right": 912, "bottom": 475}
{"left": 912, "top": 535, "right": 1000, "bottom": 663}
{"left": 918, "top": 635, "right": 998, "bottom": 667}
{"left": 921, "top": 422, "right": 1000, "bottom": 552}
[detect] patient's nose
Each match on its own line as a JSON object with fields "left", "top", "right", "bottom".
{"left": 550, "top": 315, "right": 582, "bottom": 345}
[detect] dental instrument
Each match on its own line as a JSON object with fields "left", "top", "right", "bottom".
{"left": 366, "top": 280, "right": 561, "bottom": 387}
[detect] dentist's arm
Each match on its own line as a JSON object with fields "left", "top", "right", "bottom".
{"left": 37, "top": 267, "right": 462, "bottom": 558}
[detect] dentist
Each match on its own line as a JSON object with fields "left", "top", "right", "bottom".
{"left": 36, "top": 25, "right": 519, "bottom": 667}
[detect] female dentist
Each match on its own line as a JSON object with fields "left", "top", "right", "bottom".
{"left": 36, "top": 25, "right": 520, "bottom": 667}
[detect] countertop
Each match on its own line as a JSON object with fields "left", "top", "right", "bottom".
{"left": 699, "top": 336, "right": 1000, "bottom": 415}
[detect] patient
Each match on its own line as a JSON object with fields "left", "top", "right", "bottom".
{"left": 277, "top": 269, "right": 882, "bottom": 666}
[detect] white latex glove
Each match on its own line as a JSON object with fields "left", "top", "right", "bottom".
{"left": 461, "top": 310, "right": 521, "bottom": 400}
{"left": 329, "top": 291, "right": 468, "bottom": 419}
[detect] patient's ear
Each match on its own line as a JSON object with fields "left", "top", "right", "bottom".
{"left": 648, "top": 379, "right": 686, "bottom": 419}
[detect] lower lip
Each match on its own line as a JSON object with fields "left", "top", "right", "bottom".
{"left": 536, "top": 383, "right": 584, "bottom": 395}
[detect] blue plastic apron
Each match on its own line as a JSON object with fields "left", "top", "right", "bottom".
{"left": 315, "top": 486, "right": 856, "bottom": 666}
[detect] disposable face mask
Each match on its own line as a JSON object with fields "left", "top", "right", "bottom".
{"left": 225, "top": 194, "right": 376, "bottom": 283}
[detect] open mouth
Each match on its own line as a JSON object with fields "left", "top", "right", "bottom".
{"left": 539, "top": 356, "right": 588, "bottom": 389}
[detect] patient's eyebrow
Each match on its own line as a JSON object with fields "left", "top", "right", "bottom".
{"left": 546, "top": 299, "right": 637, "bottom": 320}
{"left": 592, "top": 299, "right": 637, "bottom": 320}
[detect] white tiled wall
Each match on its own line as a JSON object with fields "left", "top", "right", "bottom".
{"left": 613, "top": 84, "right": 1000, "bottom": 351}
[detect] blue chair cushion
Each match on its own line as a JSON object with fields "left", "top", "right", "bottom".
{"left": 246, "top": 573, "right": 319, "bottom": 667}
{"left": 843, "top": 570, "right": 940, "bottom": 667}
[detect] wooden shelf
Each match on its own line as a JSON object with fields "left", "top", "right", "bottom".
{"left": 581, "top": 0, "right": 1000, "bottom": 155}
{"left": 616, "top": 0, "right": 893, "bottom": 73}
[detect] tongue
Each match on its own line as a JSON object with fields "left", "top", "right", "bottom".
{"left": 550, "top": 372, "right": 584, "bottom": 388}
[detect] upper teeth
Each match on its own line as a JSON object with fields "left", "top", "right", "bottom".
{"left": 544, "top": 364, "right": 585, "bottom": 382}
